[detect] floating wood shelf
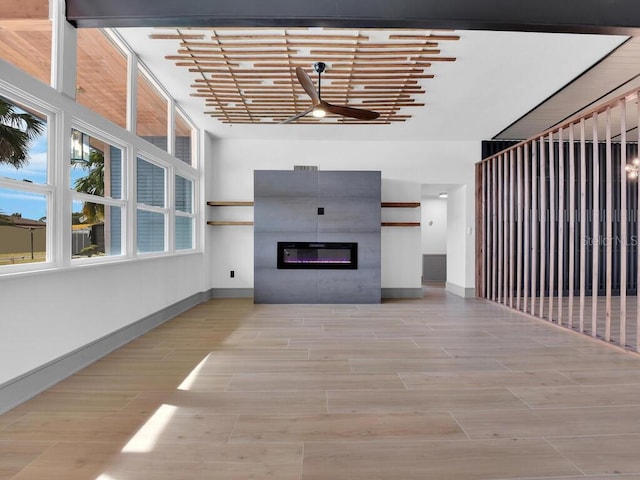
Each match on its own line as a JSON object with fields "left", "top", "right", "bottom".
{"left": 381, "top": 222, "right": 421, "bottom": 227}
{"left": 207, "top": 221, "right": 254, "bottom": 226}
{"left": 207, "top": 221, "right": 418, "bottom": 227}
{"left": 207, "top": 201, "right": 254, "bottom": 207}
{"left": 381, "top": 202, "right": 421, "bottom": 208}
{"left": 208, "top": 201, "right": 419, "bottom": 208}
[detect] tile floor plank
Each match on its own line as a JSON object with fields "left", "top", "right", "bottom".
{"left": 452, "top": 405, "right": 640, "bottom": 438}
{"left": 229, "top": 412, "right": 466, "bottom": 442}
{"left": 301, "top": 439, "right": 582, "bottom": 480}
{"left": 547, "top": 434, "right": 640, "bottom": 475}
{"left": 226, "top": 373, "right": 405, "bottom": 391}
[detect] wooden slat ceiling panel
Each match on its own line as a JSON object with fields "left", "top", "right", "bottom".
{"left": 151, "top": 27, "right": 458, "bottom": 124}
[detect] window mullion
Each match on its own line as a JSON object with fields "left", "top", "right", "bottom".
{"left": 56, "top": 111, "right": 72, "bottom": 266}
{"left": 128, "top": 147, "right": 137, "bottom": 257}
{"left": 167, "top": 166, "right": 174, "bottom": 253}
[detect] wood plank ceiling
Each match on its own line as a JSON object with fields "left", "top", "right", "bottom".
{"left": 150, "top": 28, "right": 459, "bottom": 125}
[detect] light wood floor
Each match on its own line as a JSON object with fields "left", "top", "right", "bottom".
{"left": 4, "top": 285, "right": 640, "bottom": 479}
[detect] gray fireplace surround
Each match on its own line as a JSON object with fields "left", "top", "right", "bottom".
{"left": 254, "top": 169, "right": 381, "bottom": 304}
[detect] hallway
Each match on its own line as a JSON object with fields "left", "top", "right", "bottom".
{"left": 3, "top": 286, "right": 640, "bottom": 479}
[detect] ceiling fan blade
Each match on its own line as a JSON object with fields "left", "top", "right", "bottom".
{"left": 279, "top": 105, "right": 314, "bottom": 124}
{"left": 323, "top": 101, "right": 380, "bottom": 121}
{"left": 296, "top": 67, "right": 320, "bottom": 105}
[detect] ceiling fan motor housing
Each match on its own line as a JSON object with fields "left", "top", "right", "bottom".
{"left": 313, "top": 62, "right": 326, "bottom": 74}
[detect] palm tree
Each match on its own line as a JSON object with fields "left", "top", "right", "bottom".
{"left": 0, "top": 97, "right": 45, "bottom": 169}
{"left": 72, "top": 148, "right": 105, "bottom": 224}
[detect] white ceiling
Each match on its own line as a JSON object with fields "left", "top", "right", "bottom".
{"left": 116, "top": 28, "right": 627, "bottom": 142}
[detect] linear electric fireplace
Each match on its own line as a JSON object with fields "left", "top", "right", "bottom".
{"left": 277, "top": 242, "right": 358, "bottom": 269}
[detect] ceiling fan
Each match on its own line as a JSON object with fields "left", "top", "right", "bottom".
{"left": 280, "top": 62, "right": 380, "bottom": 124}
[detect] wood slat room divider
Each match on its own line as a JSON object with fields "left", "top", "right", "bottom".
{"left": 477, "top": 87, "right": 640, "bottom": 352}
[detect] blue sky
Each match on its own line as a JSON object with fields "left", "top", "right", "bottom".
{"left": 0, "top": 132, "right": 48, "bottom": 220}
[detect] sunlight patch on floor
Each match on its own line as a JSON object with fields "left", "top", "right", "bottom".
{"left": 121, "top": 404, "right": 178, "bottom": 453}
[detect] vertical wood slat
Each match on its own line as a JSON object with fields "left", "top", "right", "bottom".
{"left": 492, "top": 158, "right": 498, "bottom": 303}
{"left": 620, "top": 99, "right": 627, "bottom": 347}
{"left": 509, "top": 149, "right": 516, "bottom": 308}
{"left": 591, "top": 112, "right": 600, "bottom": 337}
{"left": 497, "top": 154, "right": 504, "bottom": 304}
{"left": 568, "top": 124, "right": 576, "bottom": 328}
{"left": 557, "top": 128, "right": 565, "bottom": 325}
{"left": 478, "top": 162, "right": 486, "bottom": 299}
{"left": 579, "top": 118, "right": 587, "bottom": 333}
{"left": 483, "top": 161, "right": 489, "bottom": 299}
{"left": 539, "top": 137, "right": 547, "bottom": 319}
{"left": 605, "top": 107, "right": 613, "bottom": 343}
{"left": 489, "top": 161, "right": 495, "bottom": 301}
{"left": 516, "top": 146, "right": 524, "bottom": 311}
{"left": 637, "top": 90, "right": 640, "bottom": 352}
{"left": 523, "top": 143, "right": 531, "bottom": 314}
{"left": 504, "top": 153, "right": 510, "bottom": 304}
{"left": 548, "top": 132, "right": 556, "bottom": 322}
{"left": 531, "top": 141, "right": 538, "bottom": 316}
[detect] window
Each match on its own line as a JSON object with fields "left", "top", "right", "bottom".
{"left": 136, "top": 157, "right": 166, "bottom": 253}
{"left": 137, "top": 70, "right": 168, "bottom": 151}
{"left": 174, "top": 109, "right": 193, "bottom": 165}
{"left": 76, "top": 30, "right": 128, "bottom": 129}
{"left": 70, "top": 129, "right": 125, "bottom": 259}
{"left": 175, "top": 175, "right": 194, "bottom": 250}
{"left": 0, "top": 95, "right": 49, "bottom": 266}
{"left": 0, "top": 0, "right": 52, "bottom": 85}
{"left": 0, "top": 96, "right": 48, "bottom": 184}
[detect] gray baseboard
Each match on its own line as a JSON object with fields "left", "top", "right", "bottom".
{"left": 0, "top": 290, "right": 213, "bottom": 415}
{"left": 382, "top": 288, "right": 424, "bottom": 299}
{"left": 209, "top": 288, "right": 423, "bottom": 300}
{"left": 210, "top": 288, "right": 254, "bottom": 298}
{"left": 446, "top": 282, "right": 476, "bottom": 298}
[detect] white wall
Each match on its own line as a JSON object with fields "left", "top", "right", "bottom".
{"left": 446, "top": 185, "right": 475, "bottom": 294}
{"left": 381, "top": 179, "right": 422, "bottom": 289}
{"left": 0, "top": 254, "right": 205, "bottom": 385}
{"left": 421, "top": 198, "right": 448, "bottom": 254}
{"left": 206, "top": 137, "right": 478, "bottom": 292}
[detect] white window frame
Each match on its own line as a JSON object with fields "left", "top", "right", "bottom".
{"left": 174, "top": 105, "right": 198, "bottom": 167}
{"left": 135, "top": 63, "right": 171, "bottom": 152}
{"left": 69, "top": 124, "right": 129, "bottom": 264}
{"left": 0, "top": 86, "right": 58, "bottom": 273}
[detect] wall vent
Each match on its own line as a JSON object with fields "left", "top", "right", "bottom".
{"left": 293, "top": 165, "right": 318, "bottom": 171}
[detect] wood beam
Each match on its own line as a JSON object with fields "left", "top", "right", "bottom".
{"left": 66, "top": 0, "right": 640, "bottom": 34}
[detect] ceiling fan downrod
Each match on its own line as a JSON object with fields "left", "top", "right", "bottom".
{"left": 313, "top": 62, "right": 326, "bottom": 98}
